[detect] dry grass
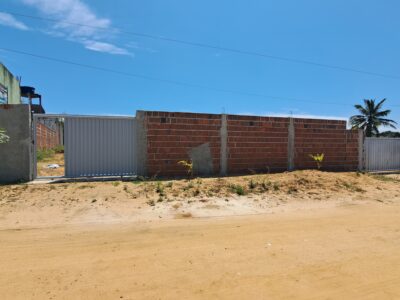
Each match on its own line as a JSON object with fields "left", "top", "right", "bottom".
{"left": 37, "top": 153, "right": 65, "bottom": 177}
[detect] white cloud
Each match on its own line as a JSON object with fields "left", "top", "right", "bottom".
{"left": 83, "top": 40, "right": 131, "bottom": 56}
{"left": 22, "top": 0, "right": 130, "bottom": 55}
{"left": 0, "top": 12, "right": 29, "bottom": 30}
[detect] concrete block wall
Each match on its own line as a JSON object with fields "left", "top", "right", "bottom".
{"left": 294, "top": 119, "right": 359, "bottom": 171}
{"left": 36, "top": 123, "right": 60, "bottom": 150}
{"left": 137, "top": 110, "right": 360, "bottom": 177}
{"left": 140, "top": 111, "right": 222, "bottom": 177}
{"left": 227, "top": 115, "right": 289, "bottom": 174}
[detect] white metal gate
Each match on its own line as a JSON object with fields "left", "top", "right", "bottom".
{"left": 64, "top": 116, "right": 137, "bottom": 177}
{"left": 365, "top": 137, "right": 400, "bottom": 171}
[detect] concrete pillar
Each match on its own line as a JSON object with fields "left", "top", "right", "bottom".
{"left": 220, "top": 114, "right": 228, "bottom": 176}
{"left": 135, "top": 110, "right": 147, "bottom": 176}
{"left": 287, "top": 117, "right": 295, "bottom": 171}
{"left": 358, "top": 129, "right": 365, "bottom": 171}
{"left": 0, "top": 104, "right": 33, "bottom": 183}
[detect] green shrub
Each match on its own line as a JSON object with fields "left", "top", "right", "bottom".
{"left": 230, "top": 184, "right": 246, "bottom": 196}
{"left": 36, "top": 148, "right": 55, "bottom": 161}
{"left": 53, "top": 145, "right": 64, "bottom": 153}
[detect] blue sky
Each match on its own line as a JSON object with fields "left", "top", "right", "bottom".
{"left": 0, "top": 0, "right": 400, "bottom": 124}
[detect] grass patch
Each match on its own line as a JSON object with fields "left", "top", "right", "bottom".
{"left": 371, "top": 175, "right": 400, "bottom": 183}
{"left": 36, "top": 148, "right": 55, "bottom": 161}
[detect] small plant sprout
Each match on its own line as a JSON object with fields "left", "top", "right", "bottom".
{"left": 177, "top": 160, "right": 193, "bottom": 177}
{"left": 309, "top": 153, "right": 324, "bottom": 170}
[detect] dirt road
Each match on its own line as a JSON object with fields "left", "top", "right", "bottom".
{"left": 1, "top": 202, "right": 400, "bottom": 299}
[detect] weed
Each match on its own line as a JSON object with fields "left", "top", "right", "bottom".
{"left": 340, "top": 181, "right": 365, "bottom": 192}
{"left": 230, "top": 184, "right": 246, "bottom": 196}
{"left": 273, "top": 183, "right": 280, "bottom": 191}
{"left": 123, "top": 185, "right": 128, "bottom": 192}
{"left": 78, "top": 185, "right": 91, "bottom": 189}
{"left": 165, "top": 182, "right": 173, "bottom": 188}
{"left": 156, "top": 182, "right": 165, "bottom": 196}
{"left": 287, "top": 186, "right": 298, "bottom": 194}
{"left": 372, "top": 175, "right": 399, "bottom": 183}
{"left": 249, "top": 180, "right": 257, "bottom": 189}
{"left": 112, "top": 181, "right": 121, "bottom": 187}
{"left": 261, "top": 181, "right": 271, "bottom": 191}
{"left": 184, "top": 181, "right": 194, "bottom": 191}
{"left": 147, "top": 199, "right": 155, "bottom": 206}
{"left": 193, "top": 188, "right": 200, "bottom": 196}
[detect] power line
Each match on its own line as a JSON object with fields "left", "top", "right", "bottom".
{"left": 4, "top": 10, "right": 400, "bottom": 80}
{"left": 0, "top": 47, "right": 356, "bottom": 107}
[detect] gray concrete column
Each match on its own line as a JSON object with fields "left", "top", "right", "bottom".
{"left": 220, "top": 114, "right": 228, "bottom": 176}
{"left": 0, "top": 104, "right": 33, "bottom": 183}
{"left": 287, "top": 117, "right": 295, "bottom": 171}
{"left": 135, "top": 110, "right": 147, "bottom": 176}
{"left": 358, "top": 129, "right": 365, "bottom": 171}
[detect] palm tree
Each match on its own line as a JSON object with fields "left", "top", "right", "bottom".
{"left": 350, "top": 99, "right": 397, "bottom": 137}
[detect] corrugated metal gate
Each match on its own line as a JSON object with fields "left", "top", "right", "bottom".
{"left": 64, "top": 116, "right": 137, "bottom": 177}
{"left": 365, "top": 137, "right": 400, "bottom": 171}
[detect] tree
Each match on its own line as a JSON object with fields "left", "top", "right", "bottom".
{"left": 350, "top": 99, "right": 397, "bottom": 137}
{"left": 0, "top": 128, "right": 10, "bottom": 144}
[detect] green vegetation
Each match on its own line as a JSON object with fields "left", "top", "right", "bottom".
{"left": 36, "top": 148, "right": 55, "bottom": 161}
{"left": 36, "top": 145, "right": 64, "bottom": 161}
{"left": 53, "top": 145, "right": 64, "bottom": 153}
{"left": 230, "top": 184, "right": 246, "bottom": 196}
{"left": 350, "top": 99, "right": 397, "bottom": 137}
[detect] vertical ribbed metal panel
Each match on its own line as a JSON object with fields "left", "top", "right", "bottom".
{"left": 64, "top": 117, "right": 136, "bottom": 177}
{"left": 365, "top": 138, "right": 400, "bottom": 171}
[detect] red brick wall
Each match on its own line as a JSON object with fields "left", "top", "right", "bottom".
{"left": 227, "top": 115, "right": 289, "bottom": 174}
{"left": 142, "top": 111, "right": 359, "bottom": 177}
{"left": 36, "top": 123, "right": 60, "bottom": 150}
{"left": 145, "top": 111, "right": 221, "bottom": 176}
{"left": 294, "top": 119, "right": 358, "bottom": 171}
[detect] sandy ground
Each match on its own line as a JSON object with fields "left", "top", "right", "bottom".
{"left": 1, "top": 171, "right": 400, "bottom": 299}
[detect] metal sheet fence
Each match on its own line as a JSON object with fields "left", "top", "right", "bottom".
{"left": 64, "top": 116, "right": 136, "bottom": 177}
{"left": 365, "top": 137, "right": 400, "bottom": 171}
